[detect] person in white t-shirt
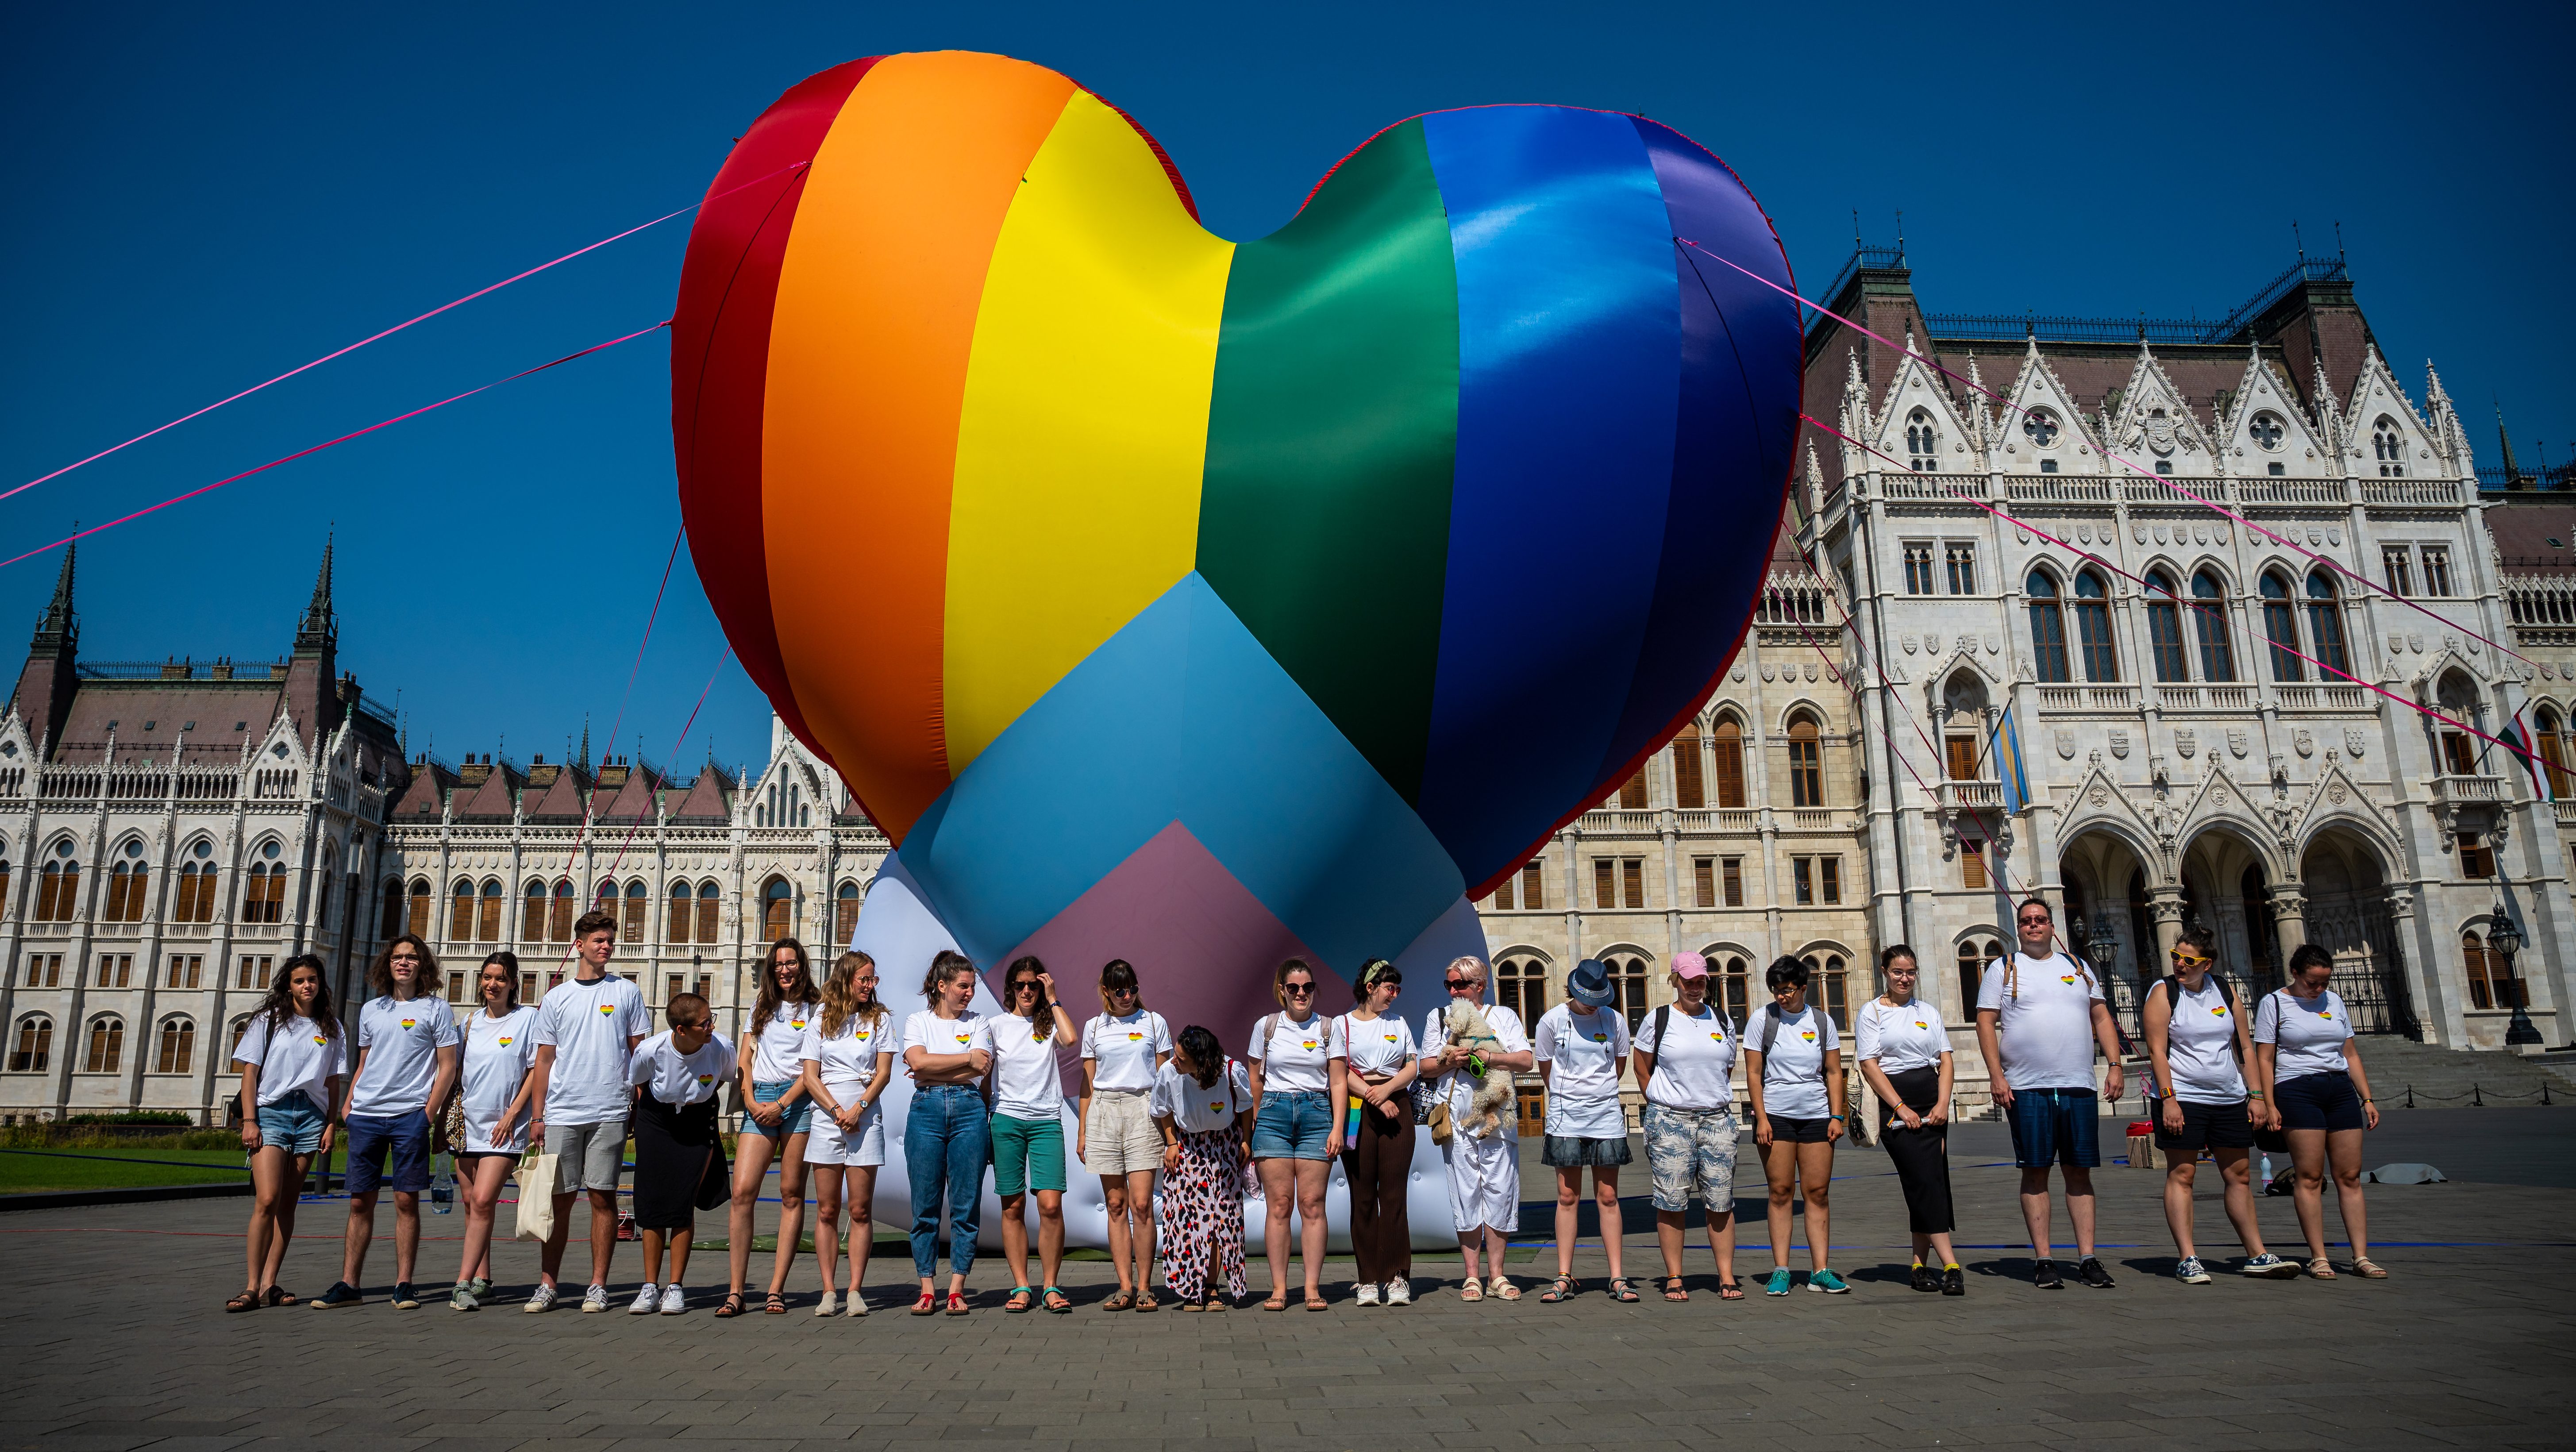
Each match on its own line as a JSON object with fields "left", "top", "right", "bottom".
{"left": 2143, "top": 927, "right": 2294, "bottom": 1284}
{"left": 1421, "top": 956, "right": 1534, "bottom": 1303}
{"left": 1150, "top": 1024, "right": 1254, "bottom": 1309}
{"left": 1976, "top": 897, "right": 2127, "bottom": 1291}
{"left": 989, "top": 955, "right": 1078, "bottom": 1313}
{"left": 799, "top": 950, "right": 898, "bottom": 1318}
{"left": 725, "top": 938, "right": 820, "bottom": 1317}
{"left": 1246, "top": 957, "right": 1347, "bottom": 1310}
{"left": 1335, "top": 958, "right": 1421, "bottom": 1306}
{"left": 1744, "top": 955, "right": 1848, "bottom": 1296}
{"left": 313, "top": 934, "right": 460, "bottom": 1311}
{"left": 1534, "top": 959, "right": 1635, "bottom": 1304}
{"left": 447, "top": 951, "right": 539, "bottom": 1312}
{"left": 623, "top": 994, "right": 737, "bottom": 1315}
{"left": 1077, "top": 959, "right": 1171, "bottom": 1312}
{"left": 901, "top": 951, "right": 994, "bottom": 1315}
{"left": 2254, "top": 943, "right": 2385, "bottom": 1280}
{"left": 227, "top": 955, "right": 347, "bottom": 1313}
{"left": 1856, "top": 946, "right": 1960, "bottom": 1295}
{"left": 1633, "top": 952, "right": 1741, "bottom": 1302}
{"left": 524, "top": 910, "right": 651, "bottom": 1314}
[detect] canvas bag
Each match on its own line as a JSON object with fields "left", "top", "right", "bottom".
{"left": 511, "top": 1151, "right": 558, "bottom": 1242}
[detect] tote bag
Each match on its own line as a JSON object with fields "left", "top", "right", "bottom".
{"left": 512, "top": 1152, "right": 558, "bottom": 1242}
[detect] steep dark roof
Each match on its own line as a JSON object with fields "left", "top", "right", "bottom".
{"left": 668, "top": 764, "right": 735, "bottom": 825}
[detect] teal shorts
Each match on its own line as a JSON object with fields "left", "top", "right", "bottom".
{"left": 989, "top": 1112, "right": 1066, "bottom": 1197}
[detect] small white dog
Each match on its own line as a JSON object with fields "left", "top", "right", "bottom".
{"left": 1441, "top": 999, "right": 1518, "bottom": 1140}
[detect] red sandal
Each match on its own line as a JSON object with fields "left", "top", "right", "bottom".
{"left": 944, "top": 1290, "right": 970, "bottom": 1316}
{"left": 909, "top": 1290, "right": 938, "bottom": 1315}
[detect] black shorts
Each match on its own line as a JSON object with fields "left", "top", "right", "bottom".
{"left": 2151, "top": 1098, "right": 2253, "bottom": 1154}
{"left": 2276, "top": 1071, "right": 2366, "bottom": 1132}
{"left": 1764, "top": 1114, "right": 1832, "bottom": 1144}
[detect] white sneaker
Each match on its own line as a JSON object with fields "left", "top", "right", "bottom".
{"left": 659, "top": 1284, "right": 687, "bottom": 1314}
{"left": 814, "top": 1289, "right": 838, "bottom": 1317}
{"left": 522, "top": 1283, "right": 558, "bottom": 1314}
{"left": 581, "top": 1283, "right": 612, "bottom": 1313}
{"left": 628, "top": 1283, "right": 661, "bottom": 1314}
{"left": 1354, "top": 1282, "right": 1381, "bottom": 1306}
{"left": 1384, "top": 1279, "right": 1412, "bottom": 1306}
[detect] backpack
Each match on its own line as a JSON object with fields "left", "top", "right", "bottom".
{"left": 2147, "top": 974, "right": 2242, "bottom": 1100}
{"left": 2002, "top": 951, "right": 2094, "bottom": 1002}
{"left": 1646, "top": 1002, "right": 1729, "bottom": 1084}
{"left": 1747, "top": 1001, "right": 1821, "bottom": 1056}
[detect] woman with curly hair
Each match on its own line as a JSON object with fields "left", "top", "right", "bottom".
{"left": 226, "top": 955, "right": 345, "bottom": 1312}
{"left": 726, "top": 938, "right": 821, "bottom": 1314}
{"left": 796, "top": 951, "right": 897, "bottom": 1318}
{"left": 1151, "top": 1023, "right": 1253, "bottom": 1310}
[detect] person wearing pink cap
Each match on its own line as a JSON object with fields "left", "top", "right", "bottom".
{"left": 1632, "top": 951, "right": 1744, "bottom": 1302}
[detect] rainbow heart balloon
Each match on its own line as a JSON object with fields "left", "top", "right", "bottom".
{"left": 673, "top": 51, "right": 1798, "bottom": 1028}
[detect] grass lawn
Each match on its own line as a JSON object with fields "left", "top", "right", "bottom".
{"left": 0, "top": 1146, "right": 266, "bottom": 1195}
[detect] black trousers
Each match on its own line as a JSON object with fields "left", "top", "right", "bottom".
{"left": 1878, "top": 1067, "right": 1954, "bottom": 1235}
{"left": 1338, "top": 1098, "right": 1414, "bottom": 1282}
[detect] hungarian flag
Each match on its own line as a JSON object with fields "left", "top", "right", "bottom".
{"left": 2497, "top": 714, "right": 2554, "bottom": 802}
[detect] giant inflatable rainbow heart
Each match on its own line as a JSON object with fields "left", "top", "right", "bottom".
{"left": 673, "top": 50, "right": 1799, "bottom": 1030}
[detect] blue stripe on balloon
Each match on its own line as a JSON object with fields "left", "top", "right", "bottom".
{"left": 897, "top": 573, "right": 1462, "bottom": 971}
{"left": 1586, "top": 117, "right": 1802, "bottom": 788}
{"left": 1412, "top": 105, "right": 1682, "bottom": 886}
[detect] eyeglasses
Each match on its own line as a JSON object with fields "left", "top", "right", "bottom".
{"left": 1444, "top": 978, "right": 1472, "bottom": 989}
{"left": 2018, "top": 916, "right": 2051, "bottom": 926}
{"left": 1283, "top": 982, "right": 1316, "bottom": 996}
{"left": 1012, "top": 980, "right": 1042, "bottom": 994}
{"left": 2170, "top": 952, "right": 2210, "bottom": 968}
{"left": 1107, "top": 985, "right": 1136, "bottom": 997}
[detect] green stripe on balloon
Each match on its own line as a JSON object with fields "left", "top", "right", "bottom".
{"left": 1196, "top": 116, "right": 1459, "bottom": 807}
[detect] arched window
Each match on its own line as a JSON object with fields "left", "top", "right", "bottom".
{"left": 8, "top": 1014, "right": 51, "bottom": 1073}
{"left": 1906, "top": 409, "right": 1939, "bottom": 471}
{"left": 2027, "top": 571, "right": 2070, "bottom": 682}
{"left": 1786, "top": 713, "right": 1823, "bottom": 808}
{"left": 2437, "top": 672, "right": 2481, "bottom": 776}
{"left": 762, "top": 877, "right": 794, "bottom": 942}
{"left": 1494, "top": 955, "right": 1550, "bottom": 1024}
{"left": 1800, "top": 952, "right": 1852, "bottom": 1031}
{"left": 696, "top": 880, "right": 722, "bottom": 945}
{"left": 377, "top": 877, "right": 404, "bottom": 939}
{"left": 1955, "top": 937, "right": 2000, "bottom": 1020}
{"left": 549, "top": 880, "right": 575, "bottom": 943}
{"left": 36, "top": 840, "right": 80, "bottom": 922}
{"left": 2191, "top": 571, "right": 2235, "bottom": 682}
{"left": 667, "top": 879, "right": 692, "bottom": 942}
{"left": 174, "top": 842, "right": 218, "bottom": 924}
{"left": 2073, "top": 570, "right": 2118, "bottom": 681}
{"left": 154, "top": 1016, "right": 195, "bottom": 1075}
{"left": 1669, "top": 723, "right": 1705, "bottom": 809}
{"left": 448, "top": 878, "right": 477, "bottom": 941}
{"left": 1599, "top": 952, "right": 1651, "bottom": 1032}
{"left": 1715, "top": 954, "right": 1752, "bottom": 1025}
{"left": 106, "top": 842, "right": 149, "bottom": 923}
{"left": 2372, "top": 418, "right": 2406, "bottom": 477}
{"left": 477, "top": 880, "right": 504, "bottom": 942}
{"left": 834, "top": 881, "right": 862, "bottom": 945}
{"left": 2537, "top": 707, "right": 2573, "bottom": 797}
{"left": 523, "top": 880, "right": 548, "bottom": 943}
{"left": 82, "top": 1014, "right": 123, "bottom": 1074}
{"left": 2463, "top": 930, "right": 2522, "bottom": 1010}
{"left": 2304, "top": 571, "right": 2348, "bottom": 677}
{"left": 2260, "top": 573, "right": 2303, "bottom": 682}
{"left": 1710, "top": 716, "right": 1747, "bottom": 808}
{"left": 2144, "top": 571, "right": 2187, "bottom": 683}
{"left": 622, "top": 879, "right": 648, "bottom": 943}
{"left": 401, "top": 876, "right": 429, "bottom": 936}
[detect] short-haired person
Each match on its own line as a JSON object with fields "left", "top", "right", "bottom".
{"left": 2254, "top": 943, "right": 2386, "bottom": 1279}
{"left": 796, "top": 951, "right": 896, "bottom": 1319}
{"left": 1535, "top": 958, "right": 1636, "bottom": 1304}
{"left": 449, "top": 951, "right": 539, "bottom": 1310}
{"left": 1744, "top": 955, "right": 1848, "bottom": 1296}
{"left": 1422, "top": 956, "right": 1534, "bottom": 1302}
{"left": 726, "top": 938, "right": 819, "bottom": 1315}
{"left": 1633, "top": 951, "right": 1742, "bottom": 1302}
{"left": 1336, "top": 959, "right": 1420, "bottom": 1307}
{"left": 2143, "top": 927, "right": 2295, "bottom": 1283}
{"left": 227, "top": 955, "right": 346, "bottom": 1312}
{"left": 991, "top": 956, "right": 1078, "bottom": 1313}
{"left": 901, "top": 951, "right": 994, "bottom": 1315}
{"left": 1078, "top": 959, "right": 1171, "bottom": 1312}
{"left": 1856, "top": 946, "right": 1961, "bottom": 1295}
{"left": 1247, "top": 957, "right": 1346, "bottom": 1311}
{"left": 1151, "top": 1024, "right": 1254, "bottom": 1310}
{"left": 624, "top": 994, "right": 735, "bottom": 1314}
{"left": 312, "top": 935, "right": 460, "bottom": 1309}
{"left": 524, "top": 909, "right": 652, "bottom": 1313}
{"left": 1976, "top": 897, "right": 2126, "bottom": 1290}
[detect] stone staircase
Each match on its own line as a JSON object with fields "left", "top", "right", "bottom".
{"left": 2348, "top": 1037, "right": 2576, "bottom": 1108}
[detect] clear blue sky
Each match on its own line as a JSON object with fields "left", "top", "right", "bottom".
{"left": 5, "top": 1, "right": 2567, "bottom": 783}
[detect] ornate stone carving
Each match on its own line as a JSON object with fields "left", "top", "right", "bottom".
{"left": 2176, "top": 728, "right": 2197, "bottom": 758}
{"left": 1983, "top": 633, "right": 2000, "bottom": 655}
{"left": 2054, "top": 728, "right": 2077, "bottom": 760}
{"left": 1901, "top": 634, "right": 1918, "bottom": 655}
{"left": 2344, "top": 728, "right": 2366, "bottom": 758}
{"left": 1730, "top": 663, "right": 1746, "bottom": 682}
{"left": 1760, "top": 663, "right": 1776, "bottom": 682}
{"left": 2227, "top": 728, "right": 2249, "bottom": 758}
{"left": 2327, "top": 778, "right": 2348, "bottom": 805}
{"left": 2293, "top": 728, "right": 2314, "bottom": 758}
{"left": 2109, "top": 730, "right": 2130, "bottom": 759}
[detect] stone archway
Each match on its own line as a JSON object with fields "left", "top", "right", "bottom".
{"left": 2300, "top": 825, "right": 2417, "bottom": 1036}
{"left": 2180, "top": 823, "right": 2285, "bottom": 995}
{"left": 2057, "top": 828, "right": 2157, "bottom": 1031}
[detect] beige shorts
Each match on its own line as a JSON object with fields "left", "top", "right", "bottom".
{"left": 1082, "top": 1089, "right": 1160, "bottom": 1177}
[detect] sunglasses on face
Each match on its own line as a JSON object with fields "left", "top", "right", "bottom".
{"left": 1444, "top": 978, "right": 1472, "bottom": 989}
{"left": 2019, "top": 917, "right": 2051, "bottom": 927}
{"left": 1283, "top": 982, "right": 1315, "bottom": 996}
{"left": 2171, "top": 951, "right": 2210, "bottom": 966}
{"left": 1012, "top": 980, "right": 1042, "bottom": 994}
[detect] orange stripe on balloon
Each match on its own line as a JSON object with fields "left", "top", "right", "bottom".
{"left": 759, "top": 51, "right": 1078, "bottom": 841}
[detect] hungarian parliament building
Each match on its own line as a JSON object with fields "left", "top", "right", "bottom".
{"left": 4, "top": 249, "right": 2572, "bottom": 1124}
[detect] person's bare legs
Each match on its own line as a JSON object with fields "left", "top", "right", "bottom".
{"left": 245, "top": 1147, "right": 304, "bottom": 1294}
{"left": 843, "top": 1166, "right": 877, "bottom": 1298}
{"left": 1258, "top": 1157, "right": 1297, "bottom": 1303}
{"left": 2063, "top": 1166, "right": 2097, "bottom": 1260}
{"left": 1654, "top": 1210, "right": 1688, "bottom": 1283}
{"left": 1101, "top": 1177, "right": 1139, "bottom": 1296}
{"left": 1120, "top": 1170, "right": 1155, "bottom": 1294}
{"left": 2212, "top": 1147, "right": 2269, "bottom": 1259}
{"left": 339, "top": 1190, "right": 378, "bottom": 1288}
{"left": 539, "top": 1190, "right": 576, "bottom": 1289}
{"left": 1795, "top": 1142, "right": 1832, "bottom": 1272}
{"left": 1553, "top": 1166, "right": 1585, "bottom": 1279}
{"left": 389, "top": 1190, "right": 422, "bottom": 1286}
{"left": 669, "top": 1225, "right": 693, "bottom": 1288}
{"left": 455, "top": 1156, "right": 512, "bottom": 1286}
{"left": 587, "top": 1188, "right": 618, "bottom": 1288}
{"left": 1035, "top": 1189, "right": 1066, "bottom": 1290}
{"left": 2164, "top": 1156, "right": 2200, "bottom": 1259}
{"left": 727, "top": 1130, "right": 778, "bottom": 1296}
{"left": 1293, "top": 1159, "right": 1329, "bottom": 1302}
{"left": 812, "top": 1164, "right": 846, "bottom": 1295}
{"left": 2326, "top": 1126, "right": 2370, "bottom": 1263}
{"left": 766, "top": 1136, "right": 809, "bottom": 1296}
{"left": 2017, "top": 1168, "right": 2058, "bottom": 1262}
{"left": 1761, "top": 1139, "right": 1802, "bottom": 1271}
{"left": 1001, "top": 1191, "right": 1035, "bottom": 1291}
{"left": 1592, "top": 1167, "right": 1624, "bottom": 1281}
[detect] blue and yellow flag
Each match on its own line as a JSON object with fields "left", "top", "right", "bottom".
{"left": 1992, "top": 705, "right": 2032, "bottom": 814}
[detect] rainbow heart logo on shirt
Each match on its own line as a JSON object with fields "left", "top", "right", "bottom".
{"left": 599, "top": 1004, "right": 616, "bottom": 1015}
{"left": 1301, "top": 1040, "right": 1318, "bottom": 1051}
{"left": 953, "top": 1032, "right": 971, "bottom": 1045}
{"left": 697, "top": 1073, "right": 714, "bottom": 1086}
{"left": 1588, "top": 1031, "right": 1608, "bottom": 1044}
{"left": 2211, "top": 1007, "right": 2228, "bottom": 1017}
{"left": 1382, "top": 1032, "right": 1399, "bottom": 1042}
{"left": 1913, "top": 1021, "right": 1927, "bottom": 1030}
{"left": 1126, "top": 1031, "right": 1145, "bottom": 1042}
{"left": 1710, "top": 1030, "right": 1725, "bottom": 1042}
{"left": 312, "top": 1035, "right": 327, "bottom": 1046}
{"left": 1207, "top": 1102, "right": 1225, "bottom": 1114}
{"left": 2313, "top": 1009, "right": 2333, "bottom": 1019}
{"left": 497, "top": 1036, "right": 513, "bottom": 1046}
{"left": 2058, "top": 975, "right": 2077, "bottom": 985}
{"left": 400, "top": 1018, "right": 416, "bottom": 1029}
{"left": 791, "top": 1018, "right": 808, "bottom": 1030}
{"left": 1799, "top": 1030, "right": 1817, "bottom": 1043}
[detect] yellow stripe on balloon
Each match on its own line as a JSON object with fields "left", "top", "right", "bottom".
{"left": 942, "top": 89, "right": 1236, "bottom": 774}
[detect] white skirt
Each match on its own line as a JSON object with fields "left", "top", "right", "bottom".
{"left": 1443, "top": 1124, "right": 1520, "bottom": 1233}
{"left": 805, "top": 1097, "right": 885, "bottom": 1167}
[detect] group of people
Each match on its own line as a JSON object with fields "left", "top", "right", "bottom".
{"left": 222, "top": 896, "right": 2388, "bottom": 1316}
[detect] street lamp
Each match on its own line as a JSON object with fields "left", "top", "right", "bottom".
{"left": 2072, "top": 912, "right": 2130, "bottom": 1044}
{"left": 2491, "top": 903, "right": 2541, "bottom": 1048}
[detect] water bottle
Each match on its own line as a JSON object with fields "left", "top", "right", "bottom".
{"left": 2257, "top": 1151, "right": 2274, "bottom": 1185}
{"left": 430, "top": 1152, "right": 454, "bottom": 1213}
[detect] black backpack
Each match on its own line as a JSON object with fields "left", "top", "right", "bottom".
{"left": 1645, "top": 1002, "right": 1732, "bottom": 1084}
{"left": 2148, "top": 973, "right": 2244, "bottom": 1099}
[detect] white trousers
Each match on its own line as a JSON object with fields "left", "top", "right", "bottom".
{"left": 1442, "top": 1127, "right": 1520, "bottom": 1234}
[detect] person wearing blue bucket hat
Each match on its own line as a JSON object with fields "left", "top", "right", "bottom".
{"left": 1534, "top": 958, "right": 1636, "bottom": 1303}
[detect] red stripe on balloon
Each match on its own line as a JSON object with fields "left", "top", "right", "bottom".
{"left": 671, "top": 57, "right": 877, "bottom": 789}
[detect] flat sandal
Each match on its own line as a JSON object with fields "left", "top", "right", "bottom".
{"left": 2352, "top": 1257, "right": 2389, "bottom": 1279}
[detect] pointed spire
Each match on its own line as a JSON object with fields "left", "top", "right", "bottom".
{"left": 579, "top": 716, "right": 591, "bottom": 772}
{"left": 294, "top": 532, "right": 336, "bottom": 653}
{"left": 2497, "top": 405, "right": 2524, "bottom": 483}
{"left": 30, "top": 538, "right": 77, "bottom": 651}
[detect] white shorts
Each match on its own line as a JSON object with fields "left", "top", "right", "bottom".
{"left": 805, "top": 1098, "right": 885, "bottom": 1167}
{"left": 1443, "top": 1123, "right": 1520, "bottom": 1233}
{"left": 1082, "top": 1089, "right": 1161, "bottom": 1177}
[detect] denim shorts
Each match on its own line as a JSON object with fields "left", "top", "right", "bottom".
{"left": 344, "top": 1109, "right": 433, "bottom": 1195}
{"left": 254, "top": 1090, "right": 327, "bottom": 1155}
{"left": 1251, "top": 1090, "right": 1333, "bottom": 1160}
{"left": 2006, "top": 1087, "right": 2101, "bottom": 1169}
{"left": 743, "top": 1078, "right": 812, "bottom": 1138}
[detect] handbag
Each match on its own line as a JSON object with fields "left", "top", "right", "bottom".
{"left": 433, "top": 1088, "right": 468, "bottom": 1156}
{"left": 512, "top": 1152, "right": 558, "bottom": 1241}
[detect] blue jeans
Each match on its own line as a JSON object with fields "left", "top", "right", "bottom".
{"left": 905, "top": 1085, "right": 991, "bottom": 1279}
{"left": 1251, "top": 1090, "right": 1333, "bottom": 1160}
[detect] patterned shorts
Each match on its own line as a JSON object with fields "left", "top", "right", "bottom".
{"left": 1641, "top": 1102, "right": 1738, "bottom": 1213}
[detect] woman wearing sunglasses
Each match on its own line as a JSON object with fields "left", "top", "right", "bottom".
{"left": 1246, "top": 957, "right": 1346, "bottom": 1311}
{"left": 1078, "top": 959, "right": 1171, "bottom": 1312}
{"left": 2142, "top": 927, "right": 2295, "bottom": 1283}
{"left": 990, "top": 955, "right": 1078, "bottom": 1313}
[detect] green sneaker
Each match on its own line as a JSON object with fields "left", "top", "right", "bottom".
{"left": 1806, "top": 1268, "right": 1851, "bottom": 1294}
{"left": 1763, "top": 1268, "right": 1793, "bottom": 1296}
{"left": 449, "top": 1283, "right": 479, "bottom": 1312}
{"left": 466, "top": 1277, "right": 493, "bottom": 1304}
